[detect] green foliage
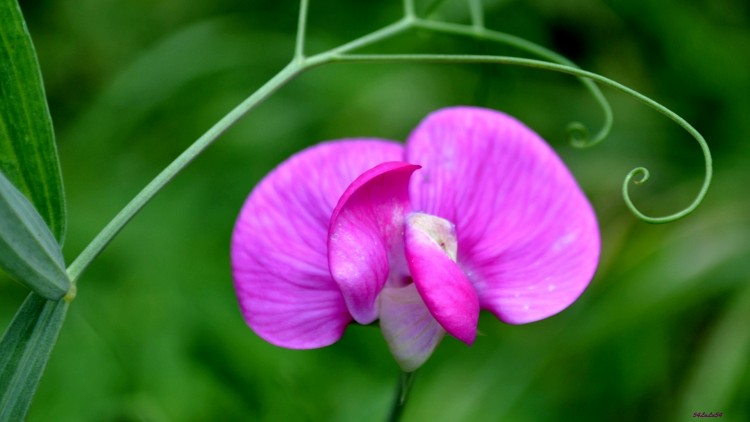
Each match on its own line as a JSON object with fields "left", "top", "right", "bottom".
{"left": 0, "top": 170, "right": 70, "bottom": 299}
{"left": 0, "top": 0, "right": 66, "bottom": 243}
{"left": 1, "top": 0, "right": 748, "bottom": 421}
{"left": 0, "top": 293, "right": 68, "bottom": 422}
{"left": 0, "top": 0, "right": 71, "bottom": 417}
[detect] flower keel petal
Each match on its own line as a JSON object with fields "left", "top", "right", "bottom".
{"left": 328, "top": 162, "right": 420, "bottom": 324}
{"left": 405, "top": 213, "right": 479, "bottom": 345}
{"left": 380, "top": 284, "right": 445, "bottom": 372}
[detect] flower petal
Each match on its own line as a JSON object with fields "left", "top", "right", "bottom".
{"left": 405, "top": 213, "right": 479, "bottom": 345}
{"left": 380, "top": 284, "right": 445, "bottom": 372}
{"left": 232, "top": 140, "right": 404, "bottom": 348}
{"left": 406, "top": 107, "right": 600, "bottom": 324}
{"left": 328, "top": 162, "right": 420, "bottom": 324}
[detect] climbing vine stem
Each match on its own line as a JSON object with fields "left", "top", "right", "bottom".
{"left": 67, "top": 2, "right": 711, "bottom": 287}
{"left": 403, "top": 0, "right": 416, "bottom": 19}
{"left": 294, "top": 0, "right": 309, "bottom": 59}
{"left": 468, "top": 0, "right": 485, "bottom": 29}
{"left": 329, "top": 53, "right": 712, "bottom": 224}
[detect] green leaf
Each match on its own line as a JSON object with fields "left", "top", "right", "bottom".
{"left": 0, "top": 0, "right": 66, "bottom": 243}
{"left": 0, "top": 293, "right": 68, "bottom": 422}
{"left": 0, "top": 169, "right": 70, "bottom": 300}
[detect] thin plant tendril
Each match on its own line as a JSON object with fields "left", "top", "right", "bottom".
{"left": 327, "top": 53, "right": 712, "bottom": 224}
{"left": 403, "top": 0, "right": 416, "bottom": 19}
{"left": 294, "top": 0, "right": 309, "bottom": 59}
{"left": 468, "top": 0, "right": 485, "bottom": 30}
{"left": 422, "top": 0, "right": 453, "bottom": 18}
{"left": 69, "top": 0, "right": 711, "bottom": 285}
{"left": 627, "top": 167, "right": 650, "bottom": 186}
{"left": 412, "top": 19, "right": 613, "bottom": 148}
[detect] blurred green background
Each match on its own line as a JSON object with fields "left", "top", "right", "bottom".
{"left": 2, "top": 0, "right": 750, "bottom": 420}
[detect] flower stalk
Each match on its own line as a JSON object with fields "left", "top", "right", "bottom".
{"left": 388, "top": 371, "right": 418, "bottom": 422}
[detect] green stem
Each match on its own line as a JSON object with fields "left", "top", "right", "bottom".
{"left": 403, "top": 0, "right": 415, "bottom": 19}
{"left": 422, "top": 0, "right": 451, "bottom": 18}
{"left": 309, "top": 18, "right": 412, "bottom": 64}
{"left": 294, "top": 0, "right": 309, "bottom": 59}
{"left": 330, "top": 53, "right": 711, "bottom": 224}
{"left": 65, "top": 15, "right": 413, "bottom": 284}
{"left": 66, "top": 61, "right": 304, "bottom": 283}
{"left": 66, "top": 8, "right": 711, "bottom": 285}
{"left": 468, "top": 0, "right": 484, "bottom": 30}
{"left": 388, "top": 371, "right": 417, "bottom": 422}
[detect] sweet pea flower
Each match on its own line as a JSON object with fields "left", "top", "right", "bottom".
{"left": 231, "top": 107, "right": 599, "bottom": 371}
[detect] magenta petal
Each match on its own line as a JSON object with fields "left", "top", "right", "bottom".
{"left": 380, "top": 284, "right": 445, "bottom": 372}
{"left": 328, "top": 162, "right": 420, "bottom": 324}
{"left": 232, "top": 140, "right": 404, "bottom": 348}
{"left": 405, "top": 213, "right": 479, "bottom": 345}
{"left": 406, "top": 107, "right": 600, "bottom": 324}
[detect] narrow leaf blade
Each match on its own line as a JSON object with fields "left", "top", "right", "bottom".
{"left": 0, "top": 169, "right": 70, "bottom": 300}
{"left": 0, "top": 0, "right": 66, "bottom": 243}
{"left": 0, "top": 293, "right": 68, "bottom": 422}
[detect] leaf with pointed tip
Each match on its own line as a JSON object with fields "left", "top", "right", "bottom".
{"left": 0, "top": 293, "right": 69, "bottom": 422}
{"left": 0, "top": 0, "right": 66, "bottom": 243}
{"left": 0, "top": 169, "right": 70, "bottom": 300}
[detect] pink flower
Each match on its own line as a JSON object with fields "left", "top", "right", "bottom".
{"left": 231, "top": 107, "right": 600, "bottom": 371}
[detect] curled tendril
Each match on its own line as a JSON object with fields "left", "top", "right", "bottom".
{"left": 563, "top": 79, "right": 613, "bottom": 148}
{"left": 626, "top": 167, "right": 650, "bottom": 185}
{"left": 566, "top": 122, "right": 589, "bottom": 148}
{"left": 305, "top": 2, "right": 709, "bottom": 224}
{"left": 412, "top": 20, "right": 614, "bottom": 149}
{"left": 622, "top": 167, "right": 652, "bottom": 221}
{"left": 329, "top": 54, "right": 712, "bottom": 224}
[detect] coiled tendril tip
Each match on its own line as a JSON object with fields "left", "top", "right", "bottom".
{"left": 627, "top": 167, "right": 650, "bottom": 185}
{"left": 620, "top": 166, "right": 707, "bottom": 225}
{"left": 622, "top": 167, "right": 656, "bottom": 223}
{"left": 566, "top": 120, "right": 609, "bottom": 149}
{"left": 566, "top": 122, "right": 590, "bottom": 148}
